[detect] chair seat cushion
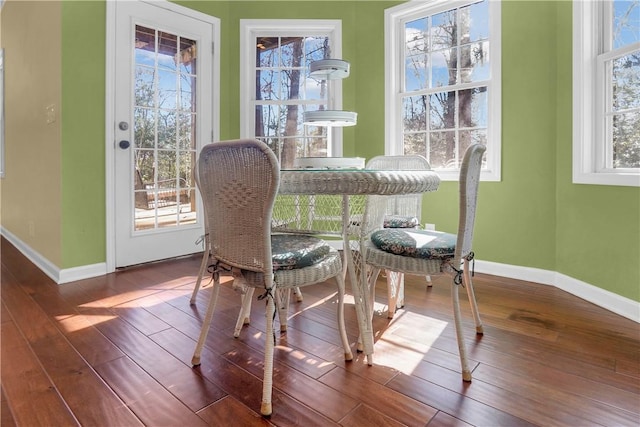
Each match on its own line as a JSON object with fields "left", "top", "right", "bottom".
{"left": 383, "top": 215, "right": 420, "bottom": 229}
{"left": 271, "top": 234, "right": 331, "bottom": 270}
{"left": 370, "top": 229, "right": 456, "bottom": 259}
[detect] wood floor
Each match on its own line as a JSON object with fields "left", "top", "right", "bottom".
{"left": 1, "top": 237, "right": 639, "bottom": 427}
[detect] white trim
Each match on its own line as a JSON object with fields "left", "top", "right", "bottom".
{"left": 475, "top": 259, "right": 640, "bottom": 323}
{"left": 572, "top": 0, "right": 640, "bottom": 187}
{"left": 106, "top": 1, "right": 116, "bottom": 273}
{"left": 385, "top": 0, "right": 501, "bottom": 182}
{"left": 0, "top": 227, "right": 107, "bottom": 285}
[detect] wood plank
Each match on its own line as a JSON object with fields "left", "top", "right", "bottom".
{"left": 1, "top": 321, "right": 78, "bottom": 427}
{"left": 94, "top": 356, "right": 207, "bottom": 427}
{"left": 320, "top": 364, "right": 439, "bottom": 426}
{"left": 385, "top": 372, "right": 536, "bottom": 427}
{"left": 339, "top": 403, "right": 406, "bottom": 427}
{"left": 197, "top": 395, "right": 275, "bottom": 426}
{"left": 91, "top": 315, "right": 227, "bottom": 412}
{"left": 1, "top": 384, "right": 17, "bottom": 427}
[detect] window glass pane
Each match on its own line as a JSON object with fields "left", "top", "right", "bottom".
{"left": 613, "top": 1, "right": 640, "bottom": 49}
{"left": 256, "top": 70, "right": 281, "bottom": 101}
{"left": 431, "top": 48, "right": 456, "bottom": 87}
{"left": 403, "top": 95, "right": 427, "bottom": 132}
{"left": 305, "top": 74, "right": 328, "bottom": 100}
{"left": 459, "top": 87, "right": 487, "bottom": 128}
{"left": 612, "top": 53, "right": 640, "bottom": 111}
{"left": 157, "top": 31, "right": 178, "bottom": 71}
{"left": 405, "top": 17, "right": 429, "bottom": 54}
{"left": 403, "top": 133, "right": 427, "bottom": 156}
{"left": 430, "top": 91, "right": 456, "bottom": 130}
{"left": 304, "top": 36, "right": 329, "bottom": 65}
{"left": 178, "top": 113, "right": 195, "bottom": 150}
{"left": 158, "top": 69, "right": 177, "bottom": 110}
{"left": 135, "top": 26, "right": 156, "bottom": 66}
{"left": 282, "top": 68, "right": 304, "bottom": 101}
{"left": 255, "top": 104, "right": 280, "bottom": 137}
{"left": 178, "top": 38, "right": 197, "bottom": 75}
{"left": 281, "top": 37, "right": 305, "bottom": 68}
{"left": 135, "top": 150, "right": 155, "bottom": 186}
{"left": 429, "top": 131, "right": 456, "bottom": 168}
{"left": 257, "top": 37, "right": 280, "bottom": 67}
{"left": 405, "top": 55, "right": 428, "bottom": 91}
{"left": 179, "top": 74, "right": 195, "bottom": 112}
{"left": 135, "top": 67, "right": 155, "bottom": 107}
{"left": 432, "top": 10, "right": 457, "bottom": 50}
{"left": 134, "top": 108, "right": 155, "bottom": 148}
{"left": 157, "top": 110, "right": 176, "bottom": 149}
{"left": 464, "top": 1, "right": 489, "bottom": 42}
{"left": 613, "top": 111, "right": 640, "bottom": 167}
{"left": 459, "top": 129, "right": 486, "bottom": 158}
{"left": 460, "top": 42, "right": 490, "bottom": 83}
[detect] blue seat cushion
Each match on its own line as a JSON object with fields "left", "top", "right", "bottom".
{"left": 370, "top": 229, "right": 456, "bottom": 259}
{"left": 383, "top": 215, "right": 420, "bottom": 229}
{"left": 271, "top": 234, "right": 331, "bottom": 270}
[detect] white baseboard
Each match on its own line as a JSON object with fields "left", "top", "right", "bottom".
{"left": 475, "top": 259, "right": 640, "bottom": 323}
{"left": 2, "top": 227, "right": 638, "bottom": 322}
{"left": 1, "top": 227, "right": 107, "bottom": 285}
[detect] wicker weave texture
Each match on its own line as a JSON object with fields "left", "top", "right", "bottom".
{"left": 279, "top": 169, "right": 440, "bottom": 196}
{"left": 198, "top": 141, "right": 279, "bottom": 274}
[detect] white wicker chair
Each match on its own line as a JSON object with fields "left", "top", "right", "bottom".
{"left": 366, "top": 155, "right": 432, "bottom": 319}
{"left": 190, "top": 139, "right": 353, "bottom": 417}
{"left": 364, "top": 144, "right": 486, "bottom": 381}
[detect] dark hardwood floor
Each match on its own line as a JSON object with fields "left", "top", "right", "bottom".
{"left": 1, "top": 236, "right": 639, "bottom": 426}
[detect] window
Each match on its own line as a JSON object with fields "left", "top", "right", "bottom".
{"left": 385, "top": 0, "right": 501, "bottom": 181}
{"left": 574, "top": 0, "right": 640, "bottom": 187}
{"left": 240, "top": 20, "right": 343, "bottom": 169}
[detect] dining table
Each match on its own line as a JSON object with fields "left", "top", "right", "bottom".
{"left": 273, "top": 167, "right": 441, "bottom": 365}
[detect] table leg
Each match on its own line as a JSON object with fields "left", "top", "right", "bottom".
{"left": 342, "top": 195, "right": 374, "bottom": 365}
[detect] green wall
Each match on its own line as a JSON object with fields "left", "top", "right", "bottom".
{"left": 61, "top": 1, "right": 107, "bottom": 267}
{"left": 6, "top": 1, "right": 639, "bottom": 302}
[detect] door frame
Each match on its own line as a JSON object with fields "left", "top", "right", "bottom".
{"left": 105, "top": 0, "right": 220, "bottom": 272}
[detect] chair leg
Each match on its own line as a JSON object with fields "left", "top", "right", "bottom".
{"left": 261, "top": 286, "right": 276, "bottom": 417}
{"left": 191, "top": 274, "right": 221, "bottom": 366}
{"left": 190, "top": 247, "right": 210, "bottom": 305}
{"left": 386, "top": 270, "right": 403, "bottom": 319}
{"left": 276, "top": 288, "right": 291, "bottom": 332}
{"left": 334, "top": 275, "right": 354, "bottom": 361}
{"left": 425, "top": 275, "right": 433, "bottom": 288}
{"left": 357, "top": 266, "right": 380, "bottom": 365}
{"left": 463, "top": 259, "right": 483, "bottom": 334}
{"left": 451, "top": 278, "right": 472, "bottom": 382}
{"left": 234, "top": 288, "right": 254, "bottom": 338}
{"left": 293, "top": 286, "right": 304, "bottom": 302}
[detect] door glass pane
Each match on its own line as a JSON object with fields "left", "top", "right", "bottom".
{"left": 133, "top": 25, "right": 197, "bottom": 231}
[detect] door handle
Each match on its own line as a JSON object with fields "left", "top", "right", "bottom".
{"left": 119, "top": 140, "right": 130, "bottom": 149}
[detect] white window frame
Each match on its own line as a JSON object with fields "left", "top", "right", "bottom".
{"left": 573, "top": 0, "right": 640, "bottom": 187}
{"left": 239, "top": 19, "right": 344, "bottom": 157}
{"left": 385, "top": 0, "right": 501, "bottom": 181}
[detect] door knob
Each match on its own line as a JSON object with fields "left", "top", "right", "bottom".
{"left": 119, "top": 140, "right": 130, "bottom": 149}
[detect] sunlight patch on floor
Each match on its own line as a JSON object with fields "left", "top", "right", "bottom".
{"left": 375, "top": 311, "right": 448, "bottom": 375}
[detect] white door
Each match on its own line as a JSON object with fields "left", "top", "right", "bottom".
{"left": 112, "top": 1, "right": 217, "bottom": 268}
